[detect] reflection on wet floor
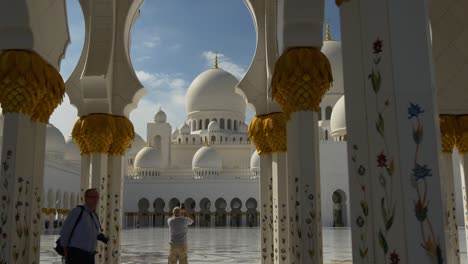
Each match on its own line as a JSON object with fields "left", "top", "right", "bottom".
{"left": 40, "top": 227, "right": 467, "bottom": 264}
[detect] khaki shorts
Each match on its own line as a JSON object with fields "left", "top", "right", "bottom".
{"left": 168, "top": 244, "right": 188, "bottom": 264}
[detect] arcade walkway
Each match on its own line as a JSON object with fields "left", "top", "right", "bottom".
{"left": 40, "top": 228, "right": 467, "bottom": 263}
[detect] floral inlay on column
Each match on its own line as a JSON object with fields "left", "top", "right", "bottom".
{"left": 408, "top": 103, "right": 443, "bottom": 263}
{"left": 350, "top": 145, "right": 369, "bottom": 263}
{"left": 368, "top": 38, "right": 399, "bottom": 263}
{"left": 0, "top": 150, "right": 13, "bottom": 264}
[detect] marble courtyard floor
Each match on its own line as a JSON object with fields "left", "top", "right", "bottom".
{"left": 40, "top": 227, "right": 467, "bottom": 263}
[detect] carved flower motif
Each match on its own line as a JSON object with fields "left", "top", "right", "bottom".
{"left": 412, "top": 164, "right": 432, "bottom": 180}
{"left": 373, "top": 38, "right": 383, "bottom": 54}
{"left": 390, "top": 250, "right": 400, "bottom": 263}
{"left": 356, "top": 216, "right": 365, "bottom": 227}
{"left": 408, "top": 103, "right": 424, "bottom": 119}
{"left": 377, "top": 152, "right": 387, "bottom": 168}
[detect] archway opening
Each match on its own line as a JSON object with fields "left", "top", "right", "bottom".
{"left": 215, "top": 198, "right": 227, "bottom": 227}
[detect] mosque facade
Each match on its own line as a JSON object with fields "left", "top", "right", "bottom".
{"left": 30, "top": 37, "right": 359, "bottom": 230}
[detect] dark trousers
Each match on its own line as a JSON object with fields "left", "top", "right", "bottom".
{"left": 66, "top": 247, "right": 95, "bottom": 264}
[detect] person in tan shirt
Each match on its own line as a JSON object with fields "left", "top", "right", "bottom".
{"left": 167, "top": 205, "right": 194, "bottom": 264}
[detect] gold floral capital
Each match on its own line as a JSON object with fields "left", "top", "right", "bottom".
{"left": 439, "top": 115, "right": 458, "bottom": 153}
{"left": 72, "top": 114, "right": 135, "bottom": 156}
{"left": 457, "top": 115, "right": 468, "bottom": 154}
{"left": 439, "top": 114, "right": 468, "bottom": 154}
{"left": 0, "top": 50, "right": 65, "bottom": 123}
{"left": 271, "top": 47, "right": 333, "bottom": 114}
{"left": 248, "top": 112, "right": 289, "bottom": 154}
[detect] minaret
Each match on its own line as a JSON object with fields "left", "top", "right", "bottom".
{"left": 325, "top": 23, "right": 332, "bottom": 41}
{"left": 214, "top": 51, "right": 219, "bottom": 69}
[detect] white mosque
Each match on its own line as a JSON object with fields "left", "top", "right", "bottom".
{"left": 5, "top": 35, "right": 357, "bottom": 231}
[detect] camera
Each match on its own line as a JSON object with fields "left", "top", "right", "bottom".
{"left": 97, "top": 233, "right": 109, "bottom": 244}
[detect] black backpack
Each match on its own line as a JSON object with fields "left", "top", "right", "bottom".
{"left": 54, "top": 206, "right": 85, "bottom": 256}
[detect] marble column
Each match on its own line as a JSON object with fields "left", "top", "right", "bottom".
{"left": 457, "top": 115, "right": 468, "bottom": 258}
{"left": 286, "top": 113, "right": 322, "bottom": 263}
{"left": 260, "top": 154, "right": 274, "bottom": 264}
{"left": 90, "top": 153, "right": 108, "bottom": 264}
{"left": 441, "top": 152, "right": 460, "bottom": 263}
{"left": 27, "top": 122, "right": 46, "bottom": 263}
{"left": 272, "top": 153, "right": 290, "bottom": 263}
{"left": 339, "top": 0, "right": 447, "bottom": 262}
{"left": 80, "top": 155, "right": 91, "bottom": 203}
{"left": 459, "top": 153, "right": 468, "bottom": 256}
{"left": 107, "top": 155, "right": 124, "bottom": 263}
{"left": 0, "top": 114, "right": 46, "bottom": 263}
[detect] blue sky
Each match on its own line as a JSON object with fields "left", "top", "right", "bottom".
{"left": 51, "top": 0, "right": 341, "bottom": 140}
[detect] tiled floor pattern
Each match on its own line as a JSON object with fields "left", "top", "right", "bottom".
{"left": 40, "top": 227, "right": 467, "bottom": 263}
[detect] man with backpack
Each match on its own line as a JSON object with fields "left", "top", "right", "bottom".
{"left": 59, "top": 188, "right": 102, "bottom": 264}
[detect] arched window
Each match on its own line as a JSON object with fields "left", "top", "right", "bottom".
{"left": 204, "top": 119, "right": 209, "bottom": 129}
{"left": 178, "top": 138, "right": 181, "bottom": 144}
{"left": 211, "top": 136, "right": 216, "bottom": 144}
{"left": 185, "top": 137, "right": 189, "bottom": 144}
{"left": 220, "top": 118, "right": 225, "bottom": 129}
{"left": 325, "top": 106, "right": 333, "bottom": 120}
{"left": 212, "top": 118, "right": 217, "bottom": 122}
{"left": 199, "top": 120, "right": 202, "bottom": 130}
{"left": 192, "top": 137, "right": 196, "bottom": 144}
{"left": 154, "top": 135, "right": 162, "bottom": 148}
{"left": 227, "top": 119, "right": 232, "bottom": 130}
{"left": 325, "top": 130, "right": 329, "bottom": 140}
{"left": 220, "top": 137, "right": 223, "bottom": 143}
{"left": 318, "top": 107, "right": 322, "bottom": 121}
{"left": 233, "top": 137, "right": 236, "bottom": 142}
{"left": 192, "top": 120, "right": 196, "bottom": 131}
{"left": 240, "top": 137, "right": 243, "bottom": 143}
{"left": 234, "top": 120, "right": 238, "bottom": 131}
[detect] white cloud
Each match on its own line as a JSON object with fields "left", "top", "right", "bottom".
{"left": 142, "top": 36, "right": 161, "bottom": 48}
{"left": 132, "top": 70, "right": 190, "bottom": 138}
{"left": 202, "top": 51, "right": 247, "bottom": 80}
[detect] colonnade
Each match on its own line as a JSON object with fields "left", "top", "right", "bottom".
{"left": 0, "top": 0, "right": 466, "bottom": 263}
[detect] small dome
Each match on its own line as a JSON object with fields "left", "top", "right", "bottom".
{"left": 172, "top": 128, "right": 180, "bottom": 139}
{"left": 154, "top": 108, "right": 167, "bottom": 123}
{"left": 64, "top": 137, "right": 81, "bottom": 161}
{"left": 239, "top": 122, "right": 248, "bottom": 133}
{"left": 185, "top": 68, "right": 246, "bottom": 114}
{"left": 192, "top": 146, "right": 222, "bottom": 170}
{"left": 208, "top": 120, "right": 219, "bottom": 132}
{"left": 250, "top": 151, "right": 260, "bottom": 171}
{"left": 129, "top": 134, "right": 146, "bottom": 155}
{"left": 321, "top": 40, "right": 343, "bottom": 94}
{"left": 134, "top": 147, "right": 163, "bottom": 169}
{"left": 330, "top": 96, "right": 346, "bottom": 138}
{"left": 46, "top": 124, "right": 66, "bottom": 154}
{"left": 180, "top": 123, "right": 190, "bottom": 135}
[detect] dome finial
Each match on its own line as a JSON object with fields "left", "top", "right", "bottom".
{"left": 325, "top": 22, "right": 332, "bottom": 41}
{"left": 214, "top": 51, "right": 219, "bottom": 69}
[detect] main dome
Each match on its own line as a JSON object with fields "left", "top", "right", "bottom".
{"left": 330, "top": 96, "right": 346, "bottom": 138}
{"left": 185, "top": 68, "right": 246, "bottom": 114}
